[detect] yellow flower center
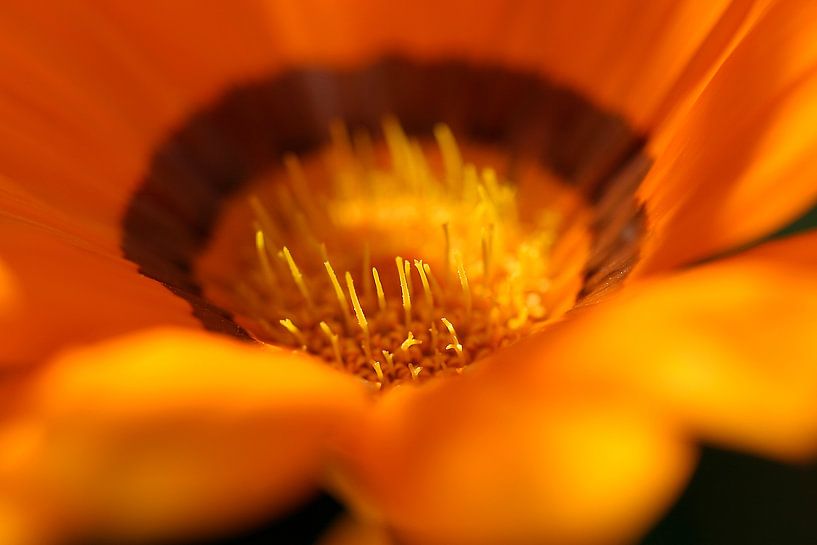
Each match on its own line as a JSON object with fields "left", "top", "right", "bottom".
{"left": 199, "top": 119, "right": 590, "bottom": 389}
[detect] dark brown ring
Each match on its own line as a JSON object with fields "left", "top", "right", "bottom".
{"left": 121, "top": 56, "right": 647, "bottom": 337}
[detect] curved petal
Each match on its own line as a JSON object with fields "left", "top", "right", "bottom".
{"left": 532, "top": 230, "right": 817, "bottom": 459}
{"left": 0, "top": 216, "right": 200, "bottom": 366}
{"left": 636, "top": 0, "right": 817, "bottom": 274}
{"left": 336, "top": 371, "right": 693, "bottom": 545}
{"left": 267, "top": 0, "right": 732, "bottom": 129}
{"left": 0, "top": 327, "right": 368, "bottom": 543}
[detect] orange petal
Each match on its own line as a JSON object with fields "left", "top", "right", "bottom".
{"left": 537, "top": 230, "right": 817, "bottom": 460}
{"left": 338, "top": 372, "right": 693, "bottom": 545}
{"left": 267, "top": 0, "right": 732, "bottom": 129}
{"left": 0, "top": 327, "right": 368, "bottom": 543}
{"left": 0, "top": 256, "right": 19, "bottom": 319}
{"left": 0, "top": 2, "right": 281, "bottom": 241}
{"left": 637, "top": 0, "right": 817, "bottom": 274}
{"left": 0, "top": 216, "right": 201, "bottom": 366}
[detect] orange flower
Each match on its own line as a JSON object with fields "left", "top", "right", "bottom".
{"left": 2, "top": 1, "right": 817, "bottom": 544}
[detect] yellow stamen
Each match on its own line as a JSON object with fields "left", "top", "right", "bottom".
{"left": 324, "top": 260, "right": 350, "bottom": 324}
{"left": 226, "top": 118, "right": 569, "bottom": 389}
{"left": 381, "top": 350, "right": 395, "bottom": 372}
{"left": 371, "top": 360, "right": 384, "bottom": 382}
{"left": 404, "top": 259, "right": 413, "bottom": 297}
{"left": 408, "top": 363, "right": 423, "bottom": 380}
{"left": 279, "top": 318, "right": 307, "bottom": 348}
{"left": 254, "top": 229, "right": 276, "bottom": 287}
{"left": 319, "top": 321, "right": 343, "bottom": 367}
{"left": 345, "top": 272, "right": 370, "bottom": 355}
{"left": 414, "top": 259, "right": 434, "bottom": 308}
{"left": 281, "top": 246, "right": 313, "bottom": 307}
{"left": 441, "top": 317, "right": 464, "bottom": 356}
{"left": 372, "top": 267, "right": 387, "bottom": 312}
{"left": 396, "top": 256, "right": 412, "bottom": 326}
{"left": 400, "top": 331, "right": 423, "bottom": 352}
{"left": 423, "top": 262, "right": 443, "bottom": 299}
{"left": 455, "top": 253, "right": 472, "bottom": 315}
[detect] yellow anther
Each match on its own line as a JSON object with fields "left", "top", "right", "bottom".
{"left": 400, "top": 331, "right": 423, "bottom": 352}
{"left": 408, "top": 363, "right": 423, "bottom": 380}
{"left": 319, "top": 321, "right": 343, "bottom": 367}
{"left": 324, "top": 260, "right": 350, "bottom": 323}
{"left": 434, "top": 123, "right": 463, "bottom": 184}
{"left": 381, "top": 350, "right": 395, "bottom": 372}
{"left": 396, "top": 256, "right": 412, "bottom": 326}
{"left": 372, "top": 267, "right": 387, "bottom": 312}
{"left": 345, "top": 272, "right": 370, "bottom": 355}
{"left": 254, "top": 229, "right": 276, "bottom": 287}
{"left": 441, "top": 317, "right": 463, "bottom": 355}
{"left": 455, "top": 253, "right": 472, "bottom": 315}
{"left": 279, "top": 318, "right": 307, "bottom": 348}
{"left": 281, "top": 246, "right": 312, "bottom": 306}
{"left": 371, "top": 360, "right": 385, "bottom": 382}
{"left": 414, "top": 259, "right": 434, "bottom": 307}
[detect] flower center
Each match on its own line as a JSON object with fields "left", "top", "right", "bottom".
{"left": 199, "top": 119, "right": 591, "bottom": 389}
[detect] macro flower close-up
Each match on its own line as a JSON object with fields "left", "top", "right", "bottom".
{"left": 4, "top": 1, "right": 817, "bottom": 544}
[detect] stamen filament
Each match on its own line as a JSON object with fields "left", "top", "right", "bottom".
{"left": 371, "top": 360, "right": 385, "bottom": 382}
{"left": 319, "top": 321, "right": 343, "bottom": 367}
{"left": 372, "top": 267, "right": 387, "bottom": 312}
{"left": 408, "top": 363, "right": 423, "bottom": 380}
{"left": 414, "top": 259, "right": 434, "bottom": 308}
{"left": 279, "top": 318, "right": 307, "bottom": 348}
{"left": 254, "top": 229, "right": 276, "bottom": 287}
{"left": 381, "top": 350, "right": 395, "bottom": 372}
{"left": 396, "top": 256, "right": 412, "bottom": 327}
{"left": 455, "top": 253, "right": 472, "bottom": 315}
{"left": 345, "top": 272, "right": 371, "bottom": 356}
{"left": 324, "top": 260, "right": 351, "bottom": 325}
{"left": 401, "top": 331, "right": 423, "bottom": 351}
{"left": 281, "top": 246, "right": 313, "bottom": 307}
{"left": 441, "top": 317, "right": 464, "bottom": 359}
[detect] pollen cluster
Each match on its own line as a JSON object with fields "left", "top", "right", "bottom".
{"left": 220, "top": 119, "right": 569, "bottom": 388}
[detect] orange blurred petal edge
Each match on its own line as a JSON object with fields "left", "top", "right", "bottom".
{"left": 540, "top": 230, "right": 817, "bottom": 461}
{"left": 337, "top": 363, "right": 695, "bottom": 545}
{"left": 0, "top": 327, "right": 369, "bottom": 543}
